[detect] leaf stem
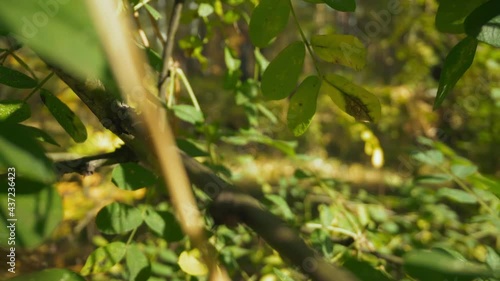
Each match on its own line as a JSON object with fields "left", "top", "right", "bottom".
{"left": 23, "top": 71, "right": 54, "bottom": 102}
{"left": 288, "top": 0, "right": 322, "bottom": 77}
{"left": 8, "top": 51, "right": 38, "bottom": 80}
{"left": 127, "top": 226, "right": 138, "bottom": 245}
{"left": 176, "top": 68, "right": 201, "bottom": 111}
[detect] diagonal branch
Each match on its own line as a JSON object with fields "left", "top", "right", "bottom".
{"left": 54, "top": 146, "right": 137, "bottom": 176}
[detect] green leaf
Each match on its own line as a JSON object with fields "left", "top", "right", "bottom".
{"left": 18, "top": 125, "right": 59, "bottom": 146}
{"left": 0, "top": 100, "right": 30, "bottom": 123}
{"left": 96, "top": 202, "right": 143, "bottom": 234}
{"left": 198, "top": 3, "right": 214, "bottom": 17}
{"left": 256, "top": 103, "right": 278, "bottom": 124}
{"left": 434, "top": 36, "right": 477, "bottom": 109}
{"left": 176, "top": 139, "right": 209, "bottom": 157}
{"left": 0, "top": 186, "right": 62, "bottom": 249}
{"left": 368, "top": 204, "right": 389, "bottom": 222}
{"left": 261, "top": 41, "right": 305, "bottom": 100}
{"left": 171, "top": 105, "right": 204, "bottom": 124}
{"left": 404, "top": 250, "right": 494, "bottom": 281}
{"left": 0, "top": 175, "right": 49, "bottom": 194}
{"left": 0, "top": 123, "right": 55, "bottom": 183}
{"left": 464, "top": 1, "right": 500, "bottom": 36}
{"left": 0, "top": 0, "right": 107, "bottom": 80}
{"left": 112, "top": 163, "right": 156, "bottom": 191}
{"left": 254, "top": 48, "right": 270, "bottom": 73}
{"left": 266, "top": 194, "right": 294, "bottom": 220}
{"left": 321, "top": 0, "right": 356, "bottom": 12}
{"left": 146, "top": 47, "right": 163, "bottom": 72}
{"left": 6, "top": 269, "right": 85, "bottom": 281}
{"left": 435, "top": 0, "right": 488, "bottom": 34}
{"left": 319, "top": 205, "right": 334, "bottom": 227}
{"left": 273, "top": 268, "right": 294, "bottom": 281}
{"left": 287, "top": 75, "right": 321, "bottom": 136}
{"left": 450, "top": 164, "right": 477, "bottom": 179}
{"left": 0, "top": 65, "right": 37, "bottom": 89}
{"left": 412, "top": 150, "right": 444, "bottom": 166}
{"left": 224, "top": 46, "right": 241, "bottom": 71}
{"left": 414, "top": 174, "right": 452, "bottom": 184}
{"left": 469, "top": 174, "right": 500, "bottom": 198}
{"left": 343, "top": 257, "right": 392, "bottom": 281}
{"left": 311, "top": 34, "right": 366, "bottom": 70}
{"left": 437, "top": 188, "right": 477, "bottom": 204}
{"left": 320, "top": 74, "right": 381, "bottom": 122}
{"left": 464, "top": 1, "right": 500, "bottom": 47}
{"left": 473, "top": 16, "right": 500, "bottom": 47}
{"left": 249, "top": 0, "right": 290, "bottom": 47}
{"left": 127, "top": 244, "right": 151, "bottom": 281}
{"left": 40, "top": 89, "right": 87, "bottom": 143}
{"left": 222, "top": 129, "right": 297, "bottom": 156}
{"left": 144, "top": 207, "right": 184, "bottom": 242}
{"left": 485, "top": 246, "right": 500, "bottom": 277}
{"left": 144, "top": 3, "right": 162, "bottom": 20}
{"left": 81, "top": 242, "right": 127, "bottom": 276}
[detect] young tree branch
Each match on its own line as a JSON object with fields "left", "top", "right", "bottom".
{"left": 54, "top": 146, "right": 137, "bottom": 176}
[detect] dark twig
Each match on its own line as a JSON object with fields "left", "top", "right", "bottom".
{"left": 158, "top": 0, "right": 184, "bottom": 100}
{"left": 54, "top": 146, "right": 137, "bottom": 176}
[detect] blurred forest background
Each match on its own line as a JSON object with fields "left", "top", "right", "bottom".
{"left": 0, "top": 0, "right": 499, "bottom": 280}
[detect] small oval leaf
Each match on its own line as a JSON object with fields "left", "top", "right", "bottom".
{"left": 176, "top": 138, "right": 209, "bottom": 157}
{"left": 437, "top": 187, "right": 477, "bottom": 204}
{"left": 434, "top": 36, "right": 477, "bottom": 109}
{"left": 96, "top": 202, "right": 143, "bottom": 234}
{"left": 450, "top": 164, "right": 477, "bottom": 179}
{"left": 249, "top": 0, "right": 290, "bottom": 47}
{"left": 412, "top": 150, "right": 445, "bottom": 166}
{"left": 0, "top": 65, "right": 37, "bottom": 88}
{"left": 464, "top": 1, "right": 500, "bottom": 47}
{"left": 81, "top": 241, "right": 127, "bottom": 276}
{"left": 435, "top": 0, "right": 487, "bottom": 34}
{"left": 144, "top": 207, "right": 184, "bottom": 242}
{"left": 261, "top": 41, "right": 305, "bottom": 100}
{"left": 19, "top": 125, "right": 60, "bottom": 146}
{"left": 311, "top": 34, "right": 366, "bottom": 70}
{"left": 40, "top": 89, "right": 87, "bottom": 142}
{"left": 111, "top": 163, "right": 156, "bottom": 191}
{"left": 0, "top": 100, "right": 31, "bottom": 123}
{"left": 171, "top": 104, "right": 204, "bottom": 124}
{"left": 320, "top": 74, "right": 381, "bottom": 122}
{"left": 126, "top": 244, "right": 151, "bottom": 281}
{"left": 287, "top": 75, "right": 321, "bottom": 136}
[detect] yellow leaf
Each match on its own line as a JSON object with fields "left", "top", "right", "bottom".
{"left": 178, "top": 249, "right": 208, "bottom": 276}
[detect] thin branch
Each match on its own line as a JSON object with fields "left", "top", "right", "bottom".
{"left": 158, "top": 0, "right": 184, "bottom": 100}
{"left": 365, "top": 251, "right": 404, "bottom": 265}
{"left": 54, "top": 146, "right": 137, "bottom": 176}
